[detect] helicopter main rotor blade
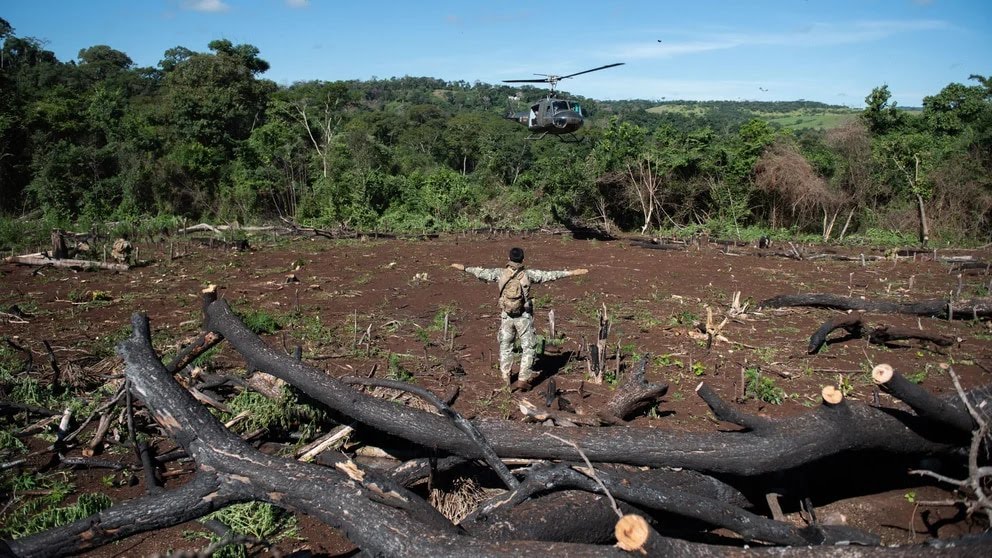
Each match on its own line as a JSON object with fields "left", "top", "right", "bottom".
{"left": 502, "top": 79, "right": 552, "bottom": 83}
{"left": 557, "top": 62, "right": 624, "bottom": 80}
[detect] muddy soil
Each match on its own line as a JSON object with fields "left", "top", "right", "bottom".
{"left": 2, "top": 231, "right": 990, "bottom": 555}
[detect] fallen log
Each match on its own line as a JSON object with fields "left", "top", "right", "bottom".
{"left": 761, "top": 293, "right": 992, "bottom": 320}
{"left": 2, "top": 253, "right": 129, "bottom": 272}
{"left": 806, "top": 315, "right": 954, "bottom": 354}
{"left": 867, "top": 325, "right": 955, "bottom": 348}
{"left": 808, "top": 314, "right": 864, "bottom": 354}
{"left": 464, "top": 461, "right": 877, "bottom": 546}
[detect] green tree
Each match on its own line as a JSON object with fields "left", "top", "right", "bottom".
{"left": 862, "top": 85, "right": 905, "bottom": 135}
{"left": 154, "top": 40, "right": 275, "bottom": 214}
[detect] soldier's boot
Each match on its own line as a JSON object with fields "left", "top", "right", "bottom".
{"left": 499, "top": 362, "right": 513, "bottom": 386}
{"left": 517, "top": 349, "right": 537, "bottom": 385}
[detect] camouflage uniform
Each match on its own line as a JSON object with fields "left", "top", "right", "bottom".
{"left": 463, "top": 263, "right": 572, "bottom": 383}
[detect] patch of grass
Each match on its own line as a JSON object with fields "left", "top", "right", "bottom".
{"left": 68, "top": 289, "right": 113, "bottom": 304}
{"left": 532, "top": 294, "right": 553, "bottom": 308}
{"left": 653, "top": 353, "right": 684, "bottom": 369}
{"left": 0, "top": 472, "right": 112, "bottom": 539}
{"left": 221, "top": 388, "right": 325, "bottom": 443}
{"left": 191, "top": 345, "right": 221, "bottom": 369}
{"left": 744, "top": 367, "right": 785, "bottom": 405}
{"left": 750, "top": 346, "right": 777, "bottom": 364}
{"left": 236, "top": 307, "right": 281, "bottom": 335}
{"left": 635, "top": 309, "right": 664, "bottom": 331}
{"left": 387, "top": 353, "right": 414, "bottom": 382}
{"left": 285, "top": 312, "right": 337, "bottom": 351}
{"left": 768, "top": 325, "right": 801, "bottom": 335}
{"left": 199, "top": 502, "right": 299, "bottom": 558}
{"left": 669, "top": 310, "right": 698, "bottom": 327}
{"left": 91, "top": 325, "right": 133, "bottom": 358}
{"left": 476, "top": 389, "right": 515, "bottom": 420}
{"left": 0, "top": 428, "right": 27, "bottom": 454}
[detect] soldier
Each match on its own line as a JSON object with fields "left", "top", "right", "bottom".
{"left": 451, "top": 247, "right": 588, "bottom": 391}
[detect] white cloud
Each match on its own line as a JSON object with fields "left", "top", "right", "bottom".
{"left": 183, "top": 0, "right": 230, "bottom": 13}
{"left": 606, "top": 19, "right": 950, "bottom": 61}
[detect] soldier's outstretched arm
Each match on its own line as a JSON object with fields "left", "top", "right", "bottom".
{"left": 454, "top": 265, "right": 502, "bottom": 282}
{"left": 526, "top": 268, "right": 589, "bottom": 283}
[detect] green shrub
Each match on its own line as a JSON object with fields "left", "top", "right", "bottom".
{"left": 201, "top": 502, "right": 298, "bottom": 558}
{"left": 744, "top": 367, "right": 785, "bottom": 404}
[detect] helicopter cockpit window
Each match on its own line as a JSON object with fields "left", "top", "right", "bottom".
{"left": 552, "top": 100, "right": 569, "bottom": 113}
{"left": 571, "top": 102, "right": 582, "bottom": 115}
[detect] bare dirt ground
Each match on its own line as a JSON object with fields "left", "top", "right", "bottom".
{"left": 2, "top": 231, "right": 991, "bottom": 556}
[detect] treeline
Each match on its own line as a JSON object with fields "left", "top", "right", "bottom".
{"left": 1, "top": 17, "right": 990, "bottom": 244}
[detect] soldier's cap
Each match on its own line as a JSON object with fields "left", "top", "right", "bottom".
{"left": 509, "top": 247, "right": 524, "bottom": 263}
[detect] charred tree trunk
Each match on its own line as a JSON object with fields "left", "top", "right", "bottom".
{"left": 605, "top": 356, "right": 668, "bottom": 420}
{"left": 761, "top": 293, "right": 992, "bottom": 320}
{"left": 807, "top": 315, "right": 954, "bottom": 354}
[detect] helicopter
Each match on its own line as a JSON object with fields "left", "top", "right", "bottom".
{"left": 503, "top": 62, "right": 624, "bottom": 141}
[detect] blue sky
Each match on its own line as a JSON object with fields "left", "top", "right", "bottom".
{"left": 4, "top": 0, "right": 989, "bottom": 107}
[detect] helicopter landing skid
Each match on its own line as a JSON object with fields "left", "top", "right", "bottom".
{"left": 527, "top": 132, "right": 584, "bottom": 143}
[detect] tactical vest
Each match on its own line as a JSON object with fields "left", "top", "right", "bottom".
{"left": 497, "top": 266, "right": 530, "bottom": 316}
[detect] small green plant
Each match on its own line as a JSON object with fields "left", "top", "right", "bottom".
{"left": 906, "top": 368, "right": 928, "bottom": 384}
{"left": 200, "top": 502, "right": 299, "bottom": 558}
{"left": 387, "top": 353, "right": 414, "bottom": 382}
{"left": 690, "top": 361, "right": 706, "bottom": 377}
{"left": 413, "top": 327, "right": 431, "bottom": 347}
{"left": 476, "top": 389, "right": 515, "bottom": 419}
{"left": 67, "top": 289, "right": 113, "bottom": 304}
{"left": 0, "top": 429, "right": 27, "bottom": 454}
{"left": 285, "top": 312, "right": 337, "bottom": 350}
{"left": 751, "top": 346, "right": 777, "bottom": 363}
{"left": 744, "top": 367, "right": 785, "bottom": 405}
{"left": 653, "top": 354, "right": 683, "bottom": 369}
{"left": 91, "top": 325, "right": 133, "bottom": 358}
{"left": 838, "top": 375, "right": 855, "bottom": 397}
{"left": 904, "top": 491, "right": 917, "bottom": 504}
{"left": 669, "top": 310, "right": 698, "bottom": 327}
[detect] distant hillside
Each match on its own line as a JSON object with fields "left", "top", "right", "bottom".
{"left": 645, "top": 100, "right": 860, "bottom": 131}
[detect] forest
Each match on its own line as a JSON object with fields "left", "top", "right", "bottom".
{"left": 1, "top": 16, "right": 991, "bottom": 246}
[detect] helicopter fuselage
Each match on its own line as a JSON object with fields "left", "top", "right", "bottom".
{"left": 509, "top": 97, "right": 585, "bottom": 136}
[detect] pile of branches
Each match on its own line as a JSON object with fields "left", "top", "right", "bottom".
{"left": 3, "top": 289, "right": 991, "bottom": 557}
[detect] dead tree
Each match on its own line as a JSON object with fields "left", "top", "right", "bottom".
{"left": 587, "top": 304, "right": 610, "bottom": 384}
{"left": 605, "top": 356, "right": 668, "bottom": 420}
{"left": 761, "top": 293, "right": 992, "bottom": 320}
